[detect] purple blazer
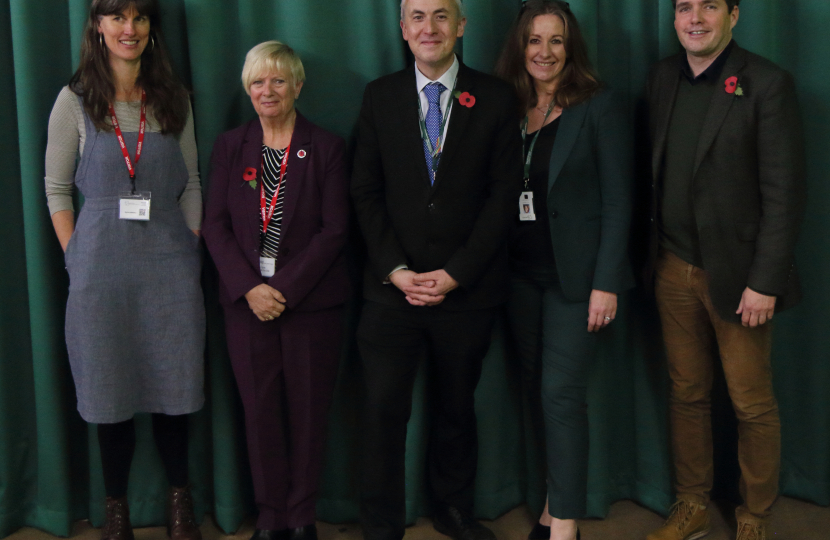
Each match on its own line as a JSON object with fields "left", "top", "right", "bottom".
{"left": 203, "top": 111, "right": 350, "bottom": 312}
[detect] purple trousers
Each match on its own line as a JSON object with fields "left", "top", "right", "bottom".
{"left": 223, "top": 302, "right": 344, "bottom": 529}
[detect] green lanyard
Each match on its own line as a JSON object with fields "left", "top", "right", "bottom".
{"left": 521, "top": 102, "right": 554, "bottom": 189}
{"left": 417, "top": 77, "right": 458, "bottom": 172}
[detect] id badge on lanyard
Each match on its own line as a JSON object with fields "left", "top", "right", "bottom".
{"left": 518, "top": 103, "right": 554, "bottom": 222}
{"left": 112, "top": 91, "right": 151, "bottom": 220}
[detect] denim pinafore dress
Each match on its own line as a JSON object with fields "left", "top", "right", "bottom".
{"left": 64, "top": 99, "right": 205, "bottom": 423}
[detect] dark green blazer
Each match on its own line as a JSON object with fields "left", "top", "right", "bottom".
{"left": 647, "top": 44, "right": 806, "bottom": 321}
{"left": 544, "top": 89, "right": 635, "bottom": 302}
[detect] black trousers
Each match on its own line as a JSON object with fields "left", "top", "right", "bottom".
{"left": 357, "top": 301, "right": 497, "bottom": 540}
{"left": 506, "top": 271, "right": 598, "bottom": 519}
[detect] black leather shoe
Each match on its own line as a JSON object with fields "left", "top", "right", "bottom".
{"left": 433, "top": 506, "right": 496, "bottom": 540}
{"left": 288, "top": 525, "right": 318, "bottom": 540}
{"left": 528, "top": 523, "right": 550, "bottom": 540}
{"left": 527, "top": 522, "right": 580, "bottom": 540}
{"left": 249, "top": 530, "right": 288, "bottom": 540}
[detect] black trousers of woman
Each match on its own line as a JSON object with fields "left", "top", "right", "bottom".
{"left": 507, "top": 270, "right": 598, "bottom": 519}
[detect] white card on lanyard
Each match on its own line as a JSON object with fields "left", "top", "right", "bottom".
{"left": 119, "top": 191, "right": 152, "bottom": 220}
{"left": 259, "top": 256, "right": 276, "bottom": 277}
{"left": 519, "top": 191, "right": 536, "bottom": 221}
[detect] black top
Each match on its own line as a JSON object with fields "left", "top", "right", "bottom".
{"left": 660, "top": 41, "right": 734, "bottom": 267}
{"left": 510, "top": 117, "right": 560, "bottom": 276}
{"left": 259, "top": 145, "right": 288, "bottom": 259}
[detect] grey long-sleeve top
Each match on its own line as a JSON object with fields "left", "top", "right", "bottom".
{"left": 44, "top": 86, "right": 202, "bottom": 229}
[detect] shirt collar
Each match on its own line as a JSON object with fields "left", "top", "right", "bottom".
{"left": 680, "top": 40, "right": 734, "bottom": 84}
{"left": 415, "top": 55, "right": 459, "bottom": 94}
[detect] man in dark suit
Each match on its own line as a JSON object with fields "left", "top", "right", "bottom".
{"left": 645, "top": 1, "right": 806, "bottom": 540}
{"left": 351, "top": 1, "right": 522, "bottom": 540}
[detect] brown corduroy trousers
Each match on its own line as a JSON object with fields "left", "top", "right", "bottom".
{"left": 655, "top": 250, "right": 780, "bottom": 523}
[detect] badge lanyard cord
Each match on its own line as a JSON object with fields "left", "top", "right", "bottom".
{"left": 109, "top": 89, "right": 147, "bottom": 195}
{"left": 260, "top": 144, "right": 291, "bottom": 240}
{"left": 417, "top": 77, "right": 458, "bottom": 172}
{"left": 521, "top": 101, "right": 554, "bottom": 190}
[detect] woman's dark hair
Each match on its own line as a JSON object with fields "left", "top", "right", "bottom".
{"left": 495, "top": 0, "right": 600, "bottom": 116}
{"left": 69, "top": 0, "right": 189, "bottom": 134}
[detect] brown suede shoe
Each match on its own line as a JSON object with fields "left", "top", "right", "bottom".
{"left": 167, "top": 485, "right": 202, "bottom": 540}
{"left": 646, "top": 500, "right": 710, "bottom": 540}
{"left": 735, "top": 520, "right": 766, "bottom": 540}
{"left": 101, "top": 497, "right": 134, "bottom": 540}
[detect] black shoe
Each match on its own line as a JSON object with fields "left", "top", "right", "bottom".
{"left": 250, "top": 530, "right": 288, "bottom": 540}
{"left": 433, "top": 506, "right": 496, "bottom": 540}
{"left": 528, "top": 523, "right": 580, "bottom": 540}
{"left": 288, "top": 525, "right": 318, "bottom": 540}
{"left": 528, "top": 523, "right": 550, "bottom": 540}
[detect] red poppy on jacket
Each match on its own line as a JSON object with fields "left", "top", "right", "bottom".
{"left": 725, "top": 76, "right": 738, "bottom": 94}
{"left": 458, "top": 91, "right": 476, "bottom": 107}
{"left": 243, "top": 167, "right": 257, "bottom": 181}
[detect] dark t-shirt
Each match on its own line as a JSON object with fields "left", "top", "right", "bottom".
{"left": 510, "top": 117, "right": 560, "bottom": 277}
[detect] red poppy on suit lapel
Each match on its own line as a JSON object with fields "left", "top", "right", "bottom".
{"left": 458, "top": 91, "right": 476, "bottom": 108}
{"left": 453, "top": 90, "right": 476, "bottom": 108}
{"left": 243, "top": 166, "right": 258, "bottom": 189}
{"left": 725, "top": 76, "right": 739, "bottom": 94}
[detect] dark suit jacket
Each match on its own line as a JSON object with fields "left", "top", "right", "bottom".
{"left": 351, "top": 62, "right": 523, "bottom": 311}
{"left": 542, "top": 89, "right": 635, "bottom": 302}
{"left": 203, "top": 111, "right": 350, "bottom": 312}
{"left": 647, "top": 43, "right": 806, "bottom": 321}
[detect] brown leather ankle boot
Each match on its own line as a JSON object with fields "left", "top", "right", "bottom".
{"left": 101, "top": 497, "right": 135, "bottom": 540}
{"left": 167, "top": 485, "right": 202, "bottom": 540}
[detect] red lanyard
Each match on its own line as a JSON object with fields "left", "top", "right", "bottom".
{"left": 109, "top": 90, "right": 146, "bottom": 191}
{"left": 260, "top": 143, "right": 290, "bottom": 237}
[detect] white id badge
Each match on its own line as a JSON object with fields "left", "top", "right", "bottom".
{"left": 259, "top": 256, "right": 276, "bottom": 277}
{"left": 519, "top": 191, "right": 536, "bottom": 221}
{"left": 119, "top": 191, "right": 151, "bottom": 221}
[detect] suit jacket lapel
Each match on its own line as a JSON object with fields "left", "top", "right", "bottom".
{"left": 651, "top": 59, "right": 682, "bottom": 184}
{"left": 547, "top": 100, "right": 589, "bottom": 194}
{"left": 279, "top": 110, "right": 311, "bottom": 241}
{"left": 240, "top": 119, "right": 264, "bottom": 253}
{"left": 398, "top": 68, "right": 433, "bottom": 187}
{"left": 434, "top": 63, "right": 473, "bottom": 190}
{"left": 693, "top": 46, "right": 747, "bottom": 178}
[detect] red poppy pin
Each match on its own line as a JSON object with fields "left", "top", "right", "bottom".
{"left": 453, "top": 90, "right": 476, "bottom": 108}
{"left": 243, "top": 166, "right": 258, "bottom": 189}
{"left": 725, "top": 76, "right": 744, "bottom": 96}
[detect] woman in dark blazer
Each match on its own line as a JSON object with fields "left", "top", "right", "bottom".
{"left": 202, "top": 41, "right": 349, "bottom": 540}
{"left": 495, "top": 2, "right": 634, "bottom": 540}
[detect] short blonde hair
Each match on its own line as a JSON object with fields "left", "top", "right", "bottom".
{"left": 241, "top": 41, "right": 305, "bottom": 95}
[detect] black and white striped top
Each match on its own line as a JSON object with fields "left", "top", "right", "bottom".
{"left": 259, "top": 145, "right": 288, "bottom": 260}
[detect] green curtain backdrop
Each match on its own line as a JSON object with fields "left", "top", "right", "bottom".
{"left": 2, "top": 0, "right": 829, "bottom": 537}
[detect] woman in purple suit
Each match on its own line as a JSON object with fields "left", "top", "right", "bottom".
{"left": 202, "top": 41, "right": 350, "bottom": 540}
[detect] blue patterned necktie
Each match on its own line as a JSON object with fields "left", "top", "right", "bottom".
{"left": 423, "top": 82, "right": 446, "bottom": 184}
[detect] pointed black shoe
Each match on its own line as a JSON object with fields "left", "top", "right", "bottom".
{"left": 250, "top": 530, "right": 289, "bottom": 540}
{"left": 433, "top": 505, "right": 496, "bottom": 540}
{"left": 528, "top": 523, "right": 550, "bottom": 540}
{"left": 288, "top": 525, "right": 318, "bottom": 540}
{"left": 528, "top": 523, "right": 580, "bottom": 540}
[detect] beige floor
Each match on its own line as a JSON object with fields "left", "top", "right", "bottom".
{"left": 6, "top": 497, "right": 828, "bottom": 540}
